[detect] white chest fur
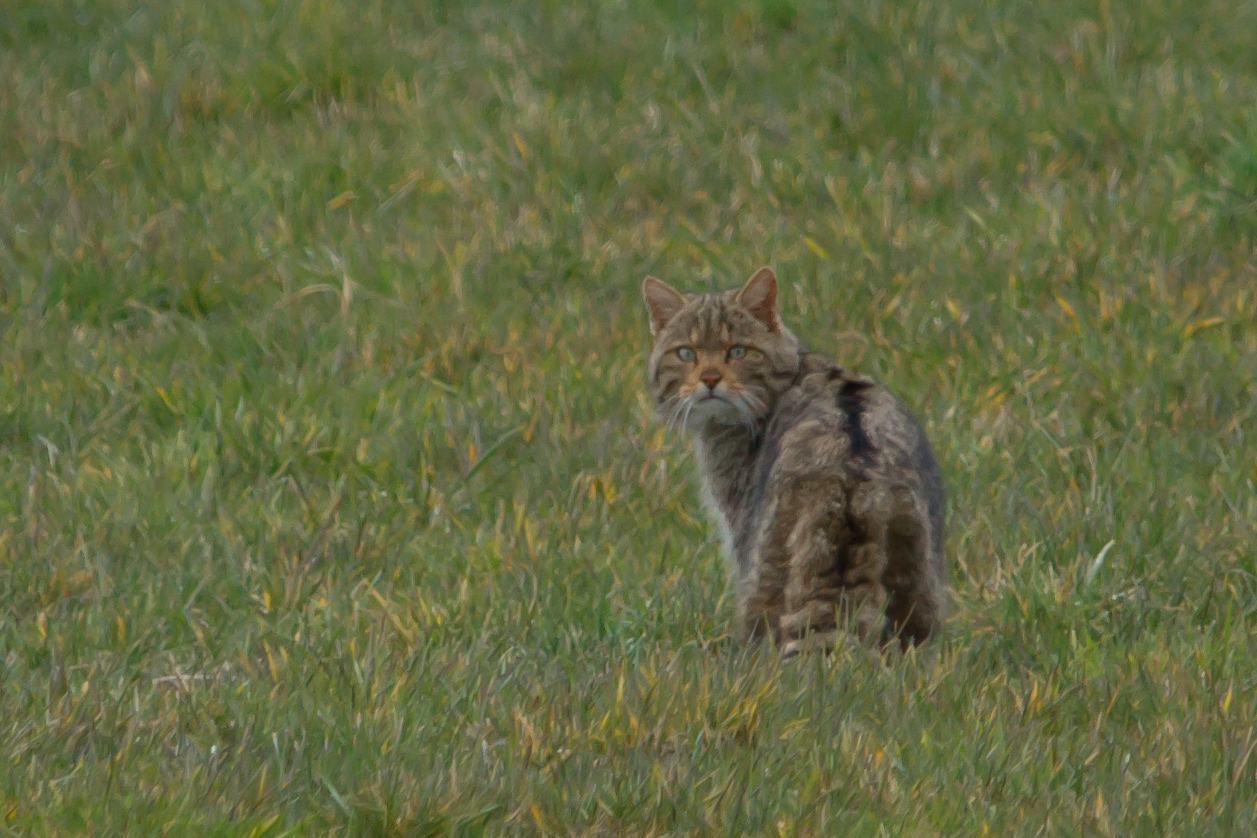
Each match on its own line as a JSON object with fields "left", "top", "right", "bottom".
{"left": 693, "top": 440, "right": 738, "bottom": 575}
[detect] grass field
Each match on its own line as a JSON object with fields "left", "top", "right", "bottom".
{"left": 3, "top": 0, "right": 1257, "bottom": 834}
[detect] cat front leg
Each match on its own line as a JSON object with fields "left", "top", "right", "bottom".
{"left": 735, "top": 558, "right": 785, "bottom": 644}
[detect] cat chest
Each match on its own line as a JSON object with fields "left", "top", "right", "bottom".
{"left": 693, "top": 450, "right": 767, "bottom": 576}
{"left": 696, "top": 474, "right": 739, "bottom": 568}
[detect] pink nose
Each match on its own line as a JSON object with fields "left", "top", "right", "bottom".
{"left": 699, "top": 368, "right": 722, "bottom": 389}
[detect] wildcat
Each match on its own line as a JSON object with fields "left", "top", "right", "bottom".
{"left": 642, "top": 267, "right": 945, "bottom": 656}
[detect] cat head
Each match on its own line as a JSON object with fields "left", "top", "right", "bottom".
{"left": 642, "top": 267, "right": 802, "bottom": 434}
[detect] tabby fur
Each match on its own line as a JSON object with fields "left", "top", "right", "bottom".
{"left": 642, "top": 267, "right": 945, "bottom": 655}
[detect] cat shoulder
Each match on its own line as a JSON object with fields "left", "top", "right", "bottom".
{"left": 794, "top": 352, "right": 926, "bottom": 460}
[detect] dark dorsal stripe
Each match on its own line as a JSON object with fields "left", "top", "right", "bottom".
{"left": 837, "top": 379, "right": 875, "bottom": 461}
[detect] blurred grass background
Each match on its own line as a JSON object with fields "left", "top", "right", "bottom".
{"left": 2, "top": 0, "right": 1256, "bottom": 834}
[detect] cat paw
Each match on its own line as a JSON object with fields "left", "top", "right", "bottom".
{"left": 779, "top": 629, "right": 842, "bottom": 659}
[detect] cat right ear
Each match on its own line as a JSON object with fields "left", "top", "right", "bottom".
{"left": 642, "top": 276, "right": 687, "bottom": 336}
{"left": 736, "top": 267, "right": 780, "bottom": 331}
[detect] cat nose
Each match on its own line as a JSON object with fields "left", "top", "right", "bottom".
{"left": 699, "top": 368, "right": 722, "bottom": 389}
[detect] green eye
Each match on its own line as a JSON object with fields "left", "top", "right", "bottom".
{"left": 727, "top": 346, "right": 747, "bottom": 360}
{"left": 677, "top": 347, "right": 697, "bottom": 362}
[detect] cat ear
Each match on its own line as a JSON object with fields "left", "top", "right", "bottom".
{"left": 736, "top": 267, "right": 779, "bottom": 330}
{"left": 642, "top": 276, "right": 687, "bottom": 336}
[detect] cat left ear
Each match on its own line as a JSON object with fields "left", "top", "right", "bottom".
{"left": 642, "top": 276, "right": 687, "bottom": 336}
{"left": 736, "top": 267, "right": 779, "bottom": 331}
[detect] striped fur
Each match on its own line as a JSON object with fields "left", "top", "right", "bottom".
{"left": 643, "top": 268, "right": 946, "bottom": 655}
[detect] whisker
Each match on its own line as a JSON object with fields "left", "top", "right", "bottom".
{"left": 680, "top": 400, "right": 695, "bottom": 433}
{"left": 661, "top": 396, "right": 685, "bottom": 433}
{"left": 732, "top": 397, "right": 758, "bottom": 439}
{"left": 740, "top": 389, "right": 768, "bottom": 417}
{"left": 730, "top": 392, "right": 766, "bottom": 441}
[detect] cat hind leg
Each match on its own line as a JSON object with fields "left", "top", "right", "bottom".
{"left": 778, "top": 510, "right": 888, "bottom": 657}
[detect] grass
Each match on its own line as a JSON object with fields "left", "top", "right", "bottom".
{"left": 2, "top": 0, "right": 1256, "bottom": 834}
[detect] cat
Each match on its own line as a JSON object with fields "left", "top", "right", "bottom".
{"left": 642, "top": 267, "right": 945, "bottom": 656}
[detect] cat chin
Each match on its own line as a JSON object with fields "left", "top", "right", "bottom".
{"left": 686, "top": 396, "right": 747, "bottom": 429}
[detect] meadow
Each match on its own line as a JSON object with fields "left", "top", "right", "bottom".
{"left": 2, "top": 0, "right": 1256, "bottom": 834}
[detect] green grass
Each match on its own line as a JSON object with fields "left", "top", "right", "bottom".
{"left": 2, "top": 0, "right": 1256, "bottom": 834}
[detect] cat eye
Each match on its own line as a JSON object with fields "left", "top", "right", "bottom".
{"left": 677, "top": 347, "right": 697, "bottom": 362}
{"left": 727, "top": 346, "right": 747, "bottom": 360}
